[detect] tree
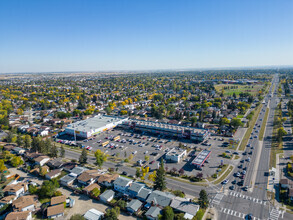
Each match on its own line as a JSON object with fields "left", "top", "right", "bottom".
{"left": 136, "top": 168, "right": 141, "bottom": 178}
{"left": 11, "top": 156, "right": 24, "bottom": 167}
{"left": 79, "top": 148, "right": 88, "bottom": 164}
{"left": 230, "top": 118, "right": 243, "bottom": 128}
{"left": 50, "top": 144, "right": 58, "bottom": 158}
{"left": 117, "top": 200, "right": 126, "bottom": 209}
{"left": 154, "top": 158, "right": 166, "bottom": 191}
{"left": 104, "top": 207, "right": 120, "bottom": 220}
{"left": 60, "top": 146, "right": 65, "bottom": 158}
{"left": 16, "top": 135, "right": 23, "bottom": 147}
{"left": 144, "top": 155, "right": 150, "bottom": 162}
{"left": 70, "top": 214, "right": 85, "bottom": 220}
{"left": 0, "top": 173, "right": 6, "bottom": 183}
{"left": 24, "top": 135, "right": 32, "bottom": 148}
{"left": 6, "top": 132, "right": 13, "bottom": 143}
{"left": 91, "top": 187, "right": 100, "bottom": 197}
{"left": 40, "top": 166, "right": 48, "bottom": 176}
{"left": 162, "top": 206, "right": 174, "bottom": 220}
{"left": 198, "top": 189, "right": 209, "bottom": 209}
{"left": 277, "top": 127, "right": 287, "bottom": 142}
{"left": 38, "top": 180, "right": 59, "bottom": 198}
{"left": 0, "top": 160, "right": 7, "bottom": 172}
{"left": 94, "top": 149, "right": 107, "bottom": 167}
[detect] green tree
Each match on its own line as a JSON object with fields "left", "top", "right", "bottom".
{"left": 0, "top": 160, "right": 7, "bottom": 172}
{"left": 16, "top": 135, "right": 23, "bottom": 147}
{"left": 0, "top": 173, "right": 7, "bottom": 183}
{"left": 154, "top": 158, "right": 166, "bottom": 191}
{"left": 94, "top": 149, "right": 107, "bottom": 167}
{"left": 6, "top": 132, "right": 13, "bottom": 143}
{"left": 24, "top": 135, "right": 32, "bottom": 148}
{"left": 0, "top": 188, "right": 4, "bottom": 199}
{"left": 91, "top": 187, "right": 100, "bottom": 197}
{"left": 136, "top": 168, "right": 141, "bottom": 178}
{"left": 198, "top": 189, "right": 209, "bottom": 209}
{"left": 50, "top": 144, "right": 58, "bottom": 158}
{"left": 38, "top": 180, "right": 59, "bottom": 199}
{"left": 162, "top": 206, "right": 174, "bottom": 220}
{"left": 277, "top": 127, "right": 287, "bottom": 142}
{"left": 104, "top": 206, "right": 120, "bottom": 220}
{"left": 230, "top": 118, "right": 243, "bottom": 128}
{"left": 70, "top": 214, "right": 85, "bottom": 220}
{"left": 11, "top": 156, "right": 24, "bottom": 167}
{"left": 60, "top": 146, "right": 65, "bottom": 158}
{"left": 79, "top": 148, "right": 88, "bottom": 164}
{"left": 116, "top": 200, "right": 126, "bottom": 209}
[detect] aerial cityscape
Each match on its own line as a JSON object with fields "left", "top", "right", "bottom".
{"left": 0, "top": 1, "right": 293, "bottom": 220}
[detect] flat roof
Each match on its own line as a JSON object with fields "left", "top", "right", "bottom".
{"left": 125, "top": 119, "right": 208, "bottom": 135}
{"left": 66, "top": 115, "right": 127, "bottom": 132}
{"left": 191, "top": 149, "right": 211, "bottom": 166}
{"left": 166, "top": 148, "right": 186, "bottom": 157}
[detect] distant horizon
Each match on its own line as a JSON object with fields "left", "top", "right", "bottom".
{"left": 1, "top": 64, "right": 293, "bottom": 75}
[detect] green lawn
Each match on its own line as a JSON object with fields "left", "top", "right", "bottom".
{"left": 214, "top": 84, "right": 264, "bottom": 96}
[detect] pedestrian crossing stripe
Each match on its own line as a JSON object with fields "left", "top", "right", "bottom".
{"left": 219, "top": 207, "right": 261, "bottom": 219}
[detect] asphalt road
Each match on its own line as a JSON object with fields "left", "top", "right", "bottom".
{"left": 214, "top": 75, "right": 292, "bottom": 220}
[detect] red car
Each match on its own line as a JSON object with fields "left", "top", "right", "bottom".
{"left": 150, "top": 161, "right": 155, "bottom": 164}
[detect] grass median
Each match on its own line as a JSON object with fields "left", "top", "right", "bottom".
{"left": 213, "top": 165, "right": 233, "bottom": 185}
{"left": 269, "top": 106, "right": 283, "bottom": 169}
{"left": 259, "top": 107, "right": 269, "bottom": 141}
{"left": 238, "top": 104, "right": 263, "bottom": 151}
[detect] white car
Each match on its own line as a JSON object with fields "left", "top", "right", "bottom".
{"left": 144, "top": 151, "right": 148, "bottom": 154}
{"left": 132, "top": 151, "right": 137, "bottom": 154}
{"left": 222, "top": 179, "right": 229, "bottom": 184}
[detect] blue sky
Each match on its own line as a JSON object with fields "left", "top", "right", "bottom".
{"left": 0, "top": 0, "right": 292, "bottom": 73}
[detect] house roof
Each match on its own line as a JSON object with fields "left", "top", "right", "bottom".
{"left": 126, "top": 199, "right": 142, "bottom": 212}
{"left": 3, "top": 182, "right": 27, "bottom": 193}
{"left": 47, "top": 158, "right": 64, "bottom": 168}
{"left": 77, "top": 172, "right": 94, "bottom": 183}
{"left": 97, "top": 173, "right": 119, "bottom": 184}
{"left": 145, "top": 206, "right": 162, "bottom": 218}
{"left": 100, "top": 190, "right": 115, "bottom": 201}
{"left": 84, "top": 208, "right": 104, "bottom": 220}
{"left": 34, "top": 155, "right": 50, "bottom": 163}
{"left": 46, "top": 169, "right": 62, "bottom": 178}
{"left": 137, "top": 188, "right": 152, "bottom": 200}
{"left": 128, "top": 182, "right": 145, "bottom": 193}
{"left": 170, "top": 197, "right": 199, "bottom": 216}
{"left": 12, "top": 195, "right": 37, "bottom": 211}
{"left": 47, "top": 203, "right": 64, "bottom": 217}
{"left": 51, "top": 195, "right": 66, "bottom": 206}
{"left": 70, "top": 166, "right": 88, "bottom": 175}
{"left": 280, "top": 178, "right": 290, "bottom": 185}
{"left": 83, "top": 183, "right": 100, "bottom": 192}
{"left": 113, "top": 176, "right": 132, "bottom": 187}
{"left": 146, "top": 190, "right": 175, "bottom": 207}
{"left": 60, "top": 174, "right": 76, "bottom": 184}
{"left": 0, "top": 195, "right": 16, "bottom": 204}
{"left": 5, "top": 211, "right": 31, "bottom": 220}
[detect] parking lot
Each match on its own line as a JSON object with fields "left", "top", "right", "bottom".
{"left": 57, "top": 128, "right": 240, "bottom": 178}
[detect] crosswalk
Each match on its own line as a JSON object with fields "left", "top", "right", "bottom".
{"left": 269, "top": 208, "right": 284, "bottom": 220}
{"left": 212, "top": 192, "right": 224, "bottom": 205}
{"left": 219, "top": 207, "right": 261, "bottom": 220}
{"left": 229, "top": 191, "right": 266, "bottom": 205}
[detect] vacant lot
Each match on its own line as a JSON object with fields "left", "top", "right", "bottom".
{"left": 214, "top": 84, "right": 264, "bottom": 96}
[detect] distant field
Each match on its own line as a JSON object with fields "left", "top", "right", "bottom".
{"left": 214, "top": 84, "right": 264, "bottom": 96}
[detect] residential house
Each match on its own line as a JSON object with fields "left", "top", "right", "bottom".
{"left": 34, "top": 155, "right": 50, "bottom": 166}
{"left": 0, "top": 195, "right": 16, "bottom": 208}
{"left": 45, "top": 169, "right": 63, "bottom": 180}
{"left": 127, "top": 182, "right": 145, "bottom": 198}
{"left": 113, "top": 176, "right": 133, "bottom": 193}
{"left": 99, "top": 190, "right": 115, "bottom": 203}
{"left": 50, "top": 196, "right": 66, "bottom": 206}
{"left": 60, "top": 174, "right": 76, "bottom": 186}
{"left": 126, "top": 199, "right": 143, "bottom": 214}
{"left": 12, "top": 147, "right": 26, "bottom": 155}
{"left": 146, "top": 190, "right": 175, "bottom": 208}
{"left": 70, "top": 166, "right": 88, "bottom": 177}
{"left": 47, "top": 204, "right": 64, "bottom": 219}
{"left": 77, "top": 172, "right": 96, "bottom": 186}
{"left": 280, "top": 179, "right": 291, "bottom": 189}
{"left": 137, "top": 188, "right": 152, "bottom": 202}
{"left": 5, "top": 211, "right": 32, "bottom": 220}
{"left": 145, "top": 206, "right": 162, "bottom": 220}
{"left": 62, "top": 162, "right": 78, "bottom": 172}
{"left": 170, "top": 197, "right": 199, "bottom": 219}
{"left": 12, "top": 195, "right": 37, "bottom": 212}
{"left": 47, "top": 158, "right": 64, "bottom": 169}
{"left": 3, "top": 182, "right": 28, "bottom": 197}
{"left": 84, "top": 208, "right": 104, "bottom": 220}
{"left": 83, "top": 183, "right": 100, "bottom": 195}
{"left": 96, "top": 173, "right": 119, "bottom": 187}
